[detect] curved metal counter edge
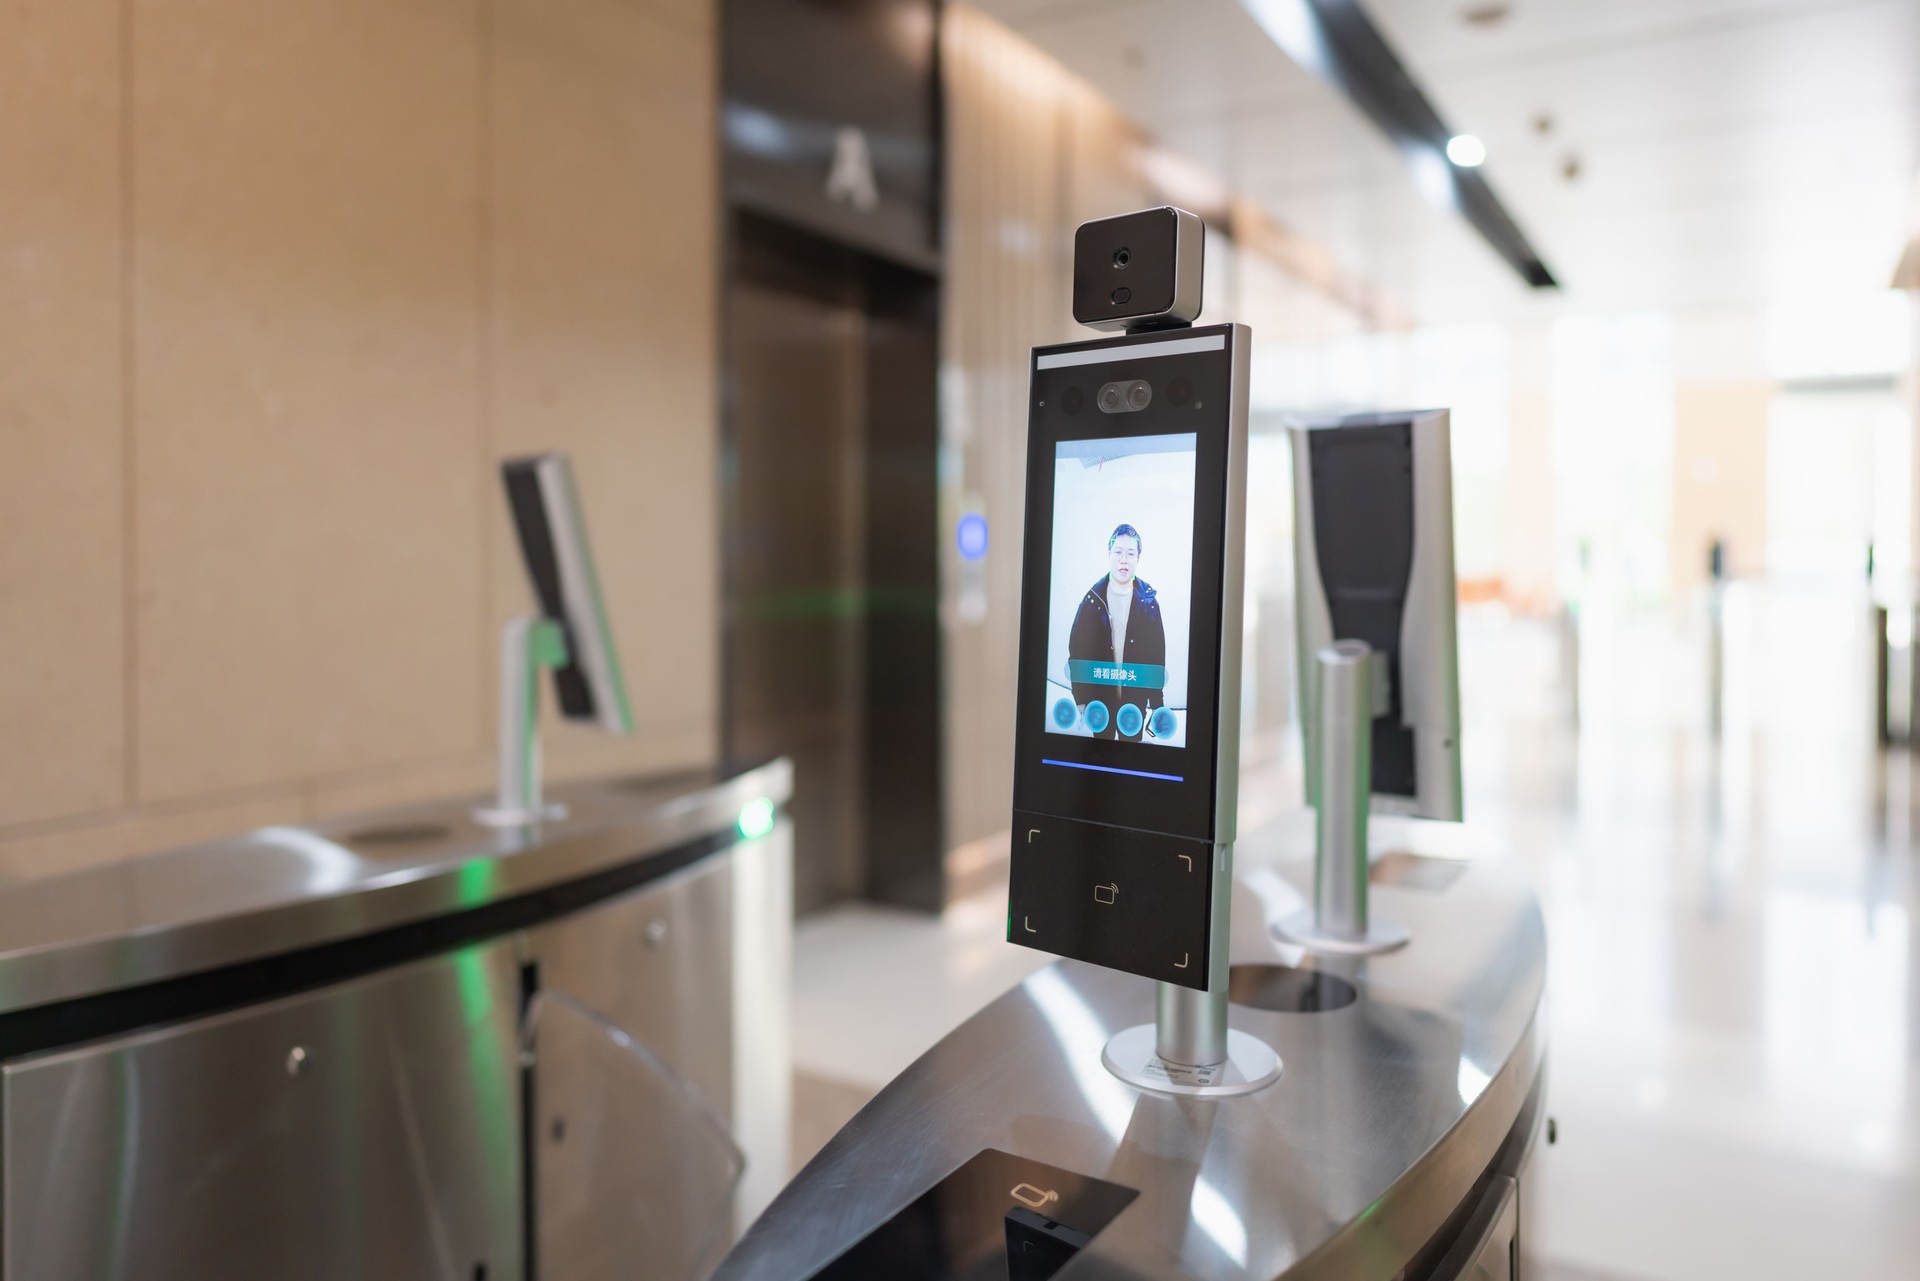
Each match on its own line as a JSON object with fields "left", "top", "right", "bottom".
{"left": 717, "top": 843, "right": 1546, "bottom": 1281}
{"left": 0, "top": 758, "right": 793, "bottom": 1028}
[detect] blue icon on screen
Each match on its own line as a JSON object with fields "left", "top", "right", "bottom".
{"left": 1116, "top": 703, "right": 1144, "bottom": 737}
{"left": 1052, "top": 697, "right": 1077, "bottom": 729}
{"left": 1084, "top": 700, "right": 1110, "bottom": 734}
{"left": 1150, "top": 707, "right": 1177, "bottom": 738}
{"left": 956, "top": 513, "right": 989, "bottom": 561}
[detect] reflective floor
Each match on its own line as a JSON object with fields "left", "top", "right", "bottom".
{"left": 1478, "top": 585, "right": 1920, "bottom": 1280}
{"left": 789, "top": 580, "right": 1920, "bottom": 1279}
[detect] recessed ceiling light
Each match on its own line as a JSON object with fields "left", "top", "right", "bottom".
{"left": 1445, "top": 134, "right": 1486, "bottom": 167}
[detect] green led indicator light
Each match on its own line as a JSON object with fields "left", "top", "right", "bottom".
{"left": 737, "top": 797, "right": 777, "bottom": 840}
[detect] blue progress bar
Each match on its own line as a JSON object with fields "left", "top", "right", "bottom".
{"left": 1042, "top": 758, "right": 1184, "bottom": 783}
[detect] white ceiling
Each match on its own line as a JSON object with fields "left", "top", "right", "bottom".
{"left": 968, "top": 0, "right": 1920, "bottom": 324}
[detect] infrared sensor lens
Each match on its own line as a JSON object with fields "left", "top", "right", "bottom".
{"left": 1110, "top": 287, "right": 1131, "bottom": 305}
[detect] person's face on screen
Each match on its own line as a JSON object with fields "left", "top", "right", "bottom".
{"left": 1109, "top": 534, "right": 1140, "bottom": 586}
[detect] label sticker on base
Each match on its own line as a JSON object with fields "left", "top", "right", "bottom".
{"left": 1140, "top": 1057, "right": 1221, "bottom": 1088}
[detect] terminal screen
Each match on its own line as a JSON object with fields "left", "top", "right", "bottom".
{"left": 1043, "top": 433, "right": 1197, "bottom": 751}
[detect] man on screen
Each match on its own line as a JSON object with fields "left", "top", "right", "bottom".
{"left": 1067, "top": 524, "right": 1167, "bottom": 741}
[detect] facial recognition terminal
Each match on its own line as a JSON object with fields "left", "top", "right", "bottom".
{"left": 1008, "top": 218, "right": 1250, "bottom": 996}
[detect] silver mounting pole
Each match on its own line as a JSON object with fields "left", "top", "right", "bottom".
{"left": 1275, "top": 641, "right": 1410, "bottom": 955}
{"left": 1155, "top": 982, "right": 1226, "bottom": 1068}
{"left": 1153, "top": 830, "right": 1236, "bottom": 1067}
{"left": 473, "top": 616, "right": 570, "bottom": 828}
{"left": 1102, "top": 840, "right": 1281, "bottom": 1098}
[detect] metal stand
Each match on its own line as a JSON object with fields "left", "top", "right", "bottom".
{"left": 1275, "top": 641, "right": 1410, "bottom": 956}
{"left": 1711, "top": 581, "right": 1729, "bottom": 741}
{"left": 473, "top": 617, "right": 571, "bottom": 827}
{"left": 1103, "top": 851, "right": 1281, "bottom": 1098}
{"left": 1561, "top": 601, "right": 1580, "bottom": 727}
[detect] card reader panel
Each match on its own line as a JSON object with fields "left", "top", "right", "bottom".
{"left": 1008, "top": 811, "right": 1215, "bottom": 989}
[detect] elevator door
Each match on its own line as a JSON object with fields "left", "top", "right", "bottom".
{"left": 724, "top": 216, "right": 941, "bottom": 915}
{"left": 728, "top": 268, "right": 867, "bottom": 914}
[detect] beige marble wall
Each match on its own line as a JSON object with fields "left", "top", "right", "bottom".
{"left": 0, "top": 0, "right": 125, "bottom": 829}
{"left": 0, "top": 0, "right": 718, "bottom": 876}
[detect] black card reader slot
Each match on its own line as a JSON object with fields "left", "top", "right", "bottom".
{"left": 804, "top": 1148, "right": 1137, "bottom": 1281}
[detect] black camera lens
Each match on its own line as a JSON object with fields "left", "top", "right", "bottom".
{"left": 1126, "top": 382, "right": 1151, "bottom": 411}
{"left": 1097, "top": 385, "right": 1124, "bottom": 413}
{"left": 1167, "top": 376, "right": 1193, "bottom": 407}
{"left": 1111, "top": 287, "right": 1131, "bottom": 305}
{"left": 1113, "top": 247, "right": 1131, "bottom": 268}
{"left": 1061, "top": 386, "right": 1084, "bottom": 415}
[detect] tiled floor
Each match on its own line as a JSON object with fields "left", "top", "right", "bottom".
{"left": 1477, "top": 589, "right": 1920, "bottom": 1280}
{"left": 789, "top": 583, "right": 1920, "bottom": 1279}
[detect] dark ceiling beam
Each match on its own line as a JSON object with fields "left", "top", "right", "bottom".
{"left": 1243, "top": 0, "right": 1558, "bottom": 289}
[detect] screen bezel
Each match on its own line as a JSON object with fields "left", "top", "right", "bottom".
{"left": 1011, "top": 325, "right": 1238, "bottom": 842}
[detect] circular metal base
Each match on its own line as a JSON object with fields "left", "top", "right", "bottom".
{"left": 1273, "top": 909, "right": 1411, "bottom": 956}
{"left": 471, "top": 802, "right": 568, "bottom": 828}
{"left": 1101, "top": 1024, "right": 1281, "bottom": 1097}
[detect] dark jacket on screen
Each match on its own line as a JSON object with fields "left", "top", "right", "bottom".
{"left": 1065, "top": 574, "right": 1166, "bottom": 740}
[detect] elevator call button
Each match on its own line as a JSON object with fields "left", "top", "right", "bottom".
{"left": 1008, "top": 811, "right": 1213, "bottom": 989}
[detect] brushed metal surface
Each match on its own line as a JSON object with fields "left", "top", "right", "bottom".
{"left": 530, "top": 852, "right": 736, "bottom": 1114}
{"left": 727, "top": 818, "right": 795, "bottom": 1234}
{"left": 717, "top": 833, "right": 1545, "bottom": 1281}
{"left": 1429, "top": 1174, "right": 1517, "bottom": 1280}
{"left": 527, "top": 991, "right": 742, "bottom": 1281}
{"left": 1274, "top": 642, "right": 1414, "bottom": 958}
{"left": 0, "top": 759, "right": 792, "bottom": 1017}
{"left": 1315, "top": 641, "right": 1375, "bottom": 936}
{"left": 4, "top": 942, "right": 524, "bottom": 1280}
{"left": 529, "top": 854, "right": 739, "bottom": 1281}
